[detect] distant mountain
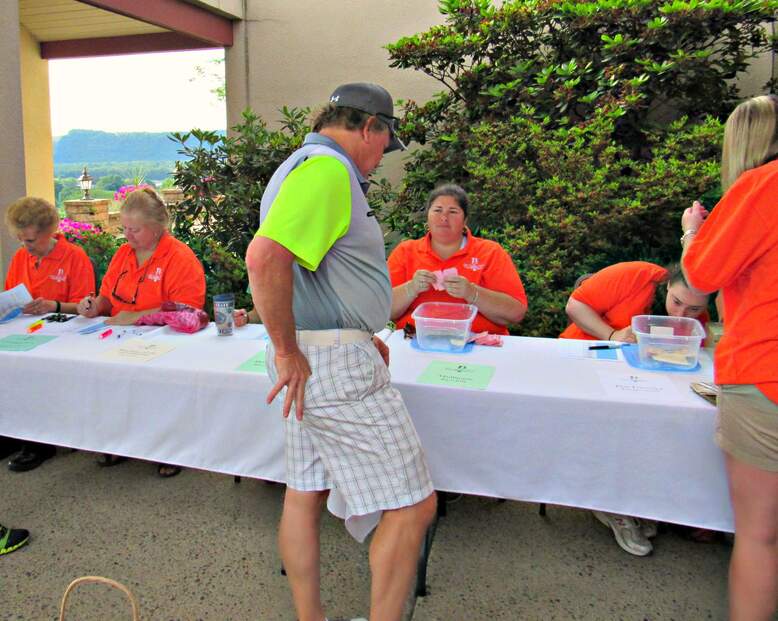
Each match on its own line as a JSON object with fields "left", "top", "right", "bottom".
{"left": 54, "top": 129, "right": 225, "bottom": 164}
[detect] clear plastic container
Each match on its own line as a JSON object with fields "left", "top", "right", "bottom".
{"left": 411, "top": 302, "right": 477, "bottom": 352}
{"left": 631, "top": 315, "right": 705, "bottom": 369}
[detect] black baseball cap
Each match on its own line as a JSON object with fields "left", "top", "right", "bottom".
{"left": 329, "top": 82, "right": 407, "bottom": 153}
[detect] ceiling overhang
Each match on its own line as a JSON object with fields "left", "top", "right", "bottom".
{"left": 21, "top": 0, "right": 235, "bottom": 60}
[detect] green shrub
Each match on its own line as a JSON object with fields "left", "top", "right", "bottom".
{"left": 58, "top": 219, "right": 121, "bottom": 286}
{"left": 381, "top": 0, "right": 775, "bottom": 336}
{"left": 168, "top": 108, "right": 310, "bottom": 311}
{"left": 168, "top": 107, "right": 310, "bottom": 256}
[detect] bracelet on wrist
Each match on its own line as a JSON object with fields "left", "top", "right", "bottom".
{"left": 608, "top": 329, "right": 616, "bottom": 340}
{"left": 680, "top": 229, "right": 697, "bottom": 246}
{"left": 55, "top": 300, "right": 61, "bottom": 313}
{"left": 469, "top": 287, "right": 479, "bottom": 305}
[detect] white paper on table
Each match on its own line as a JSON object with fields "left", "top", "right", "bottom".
{"left": 0, "top": 284, "right": 33, "bottom": 322}
{"left": 557, "top": 339, "right": 586, "bottom": 359}
{"left": 101, "top": 338, "right": 176, "bottom": 363}
{"left": 596, "top": 369, "right": 677, "bottom": 400}
{"left": 557, "top": 340, "right": 623, "bottom": 361}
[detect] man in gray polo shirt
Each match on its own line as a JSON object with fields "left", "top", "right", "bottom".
{"left": 245, "top": 83, "right": 437, "bottom": 621}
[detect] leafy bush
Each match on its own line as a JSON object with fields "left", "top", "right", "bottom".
{"left": 169, "top": 107, "right": 310, "bottom": 257}
{"left": 58, "top": 218, "right": 121, "bottom": 286}
{"left": 382, "top": 0, "right": 776, "bottom": 336}
{"left": 168, "top": 108, "right": 311, "bottom": 312}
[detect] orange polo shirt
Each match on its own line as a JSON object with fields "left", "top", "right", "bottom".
{"left": 387, "top": 229, "right": 527, "bottom": 335}
{"left": 683, "top": 160, "right": 778, "bottom": 403}
{"left": 560, "top": 262, "right": 669, "bottom": 340}
{"left": 99, "top": 233, "right": 205, "bottom": 315}
{"left": 4, "top": 233, "right": 95, "bottom": 303}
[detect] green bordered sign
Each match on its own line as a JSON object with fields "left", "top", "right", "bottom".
{"left": 0, "top": 334, "right": 57, "bottom": 352}
{"left": 236, "top": 350, "right": 267, "bottom": 374}
{"left": 416, "top": 360, "right": 496, "bottom": 391}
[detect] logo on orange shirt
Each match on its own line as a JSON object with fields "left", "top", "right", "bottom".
{"left": 148, "top": 267, "right": 164, "bottom": 282}
{"left": 49, "top": 268, "right": 66, "bottom": 283}
{"left": 462, "top": 257, "right": 483, "bottom": 272}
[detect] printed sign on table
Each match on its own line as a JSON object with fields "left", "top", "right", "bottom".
{"left": 0, "top": 334, "right": 57, "bottom": 352}
{"left": 417, "top": 360, "right": 496, "bottom": 391}
{"left": 236, "top": 350, "right": 267, "bottom": 374}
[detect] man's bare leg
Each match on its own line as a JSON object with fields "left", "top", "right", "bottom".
{"left": 279, "top": 488, "right": 329, "bottom": 621}
{"left": 368, "top": 493, "right": 438, "bottom": 621}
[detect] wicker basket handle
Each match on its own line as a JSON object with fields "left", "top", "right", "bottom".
{"left": 59, "top": 575, "right": 140, "bottom": 621}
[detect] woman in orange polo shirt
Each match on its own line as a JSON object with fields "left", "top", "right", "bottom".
{"left": 681, "top": 95, "right": 778, "bottom": 620}
{"left": 388, "top": 184, "right": 527, "bottom": 335}
{"left": 560, "top": 261, "right": 710, "bottom": 342}
{"left": 5, "top": 197, "right": 94, "bottom": 315}
{"left": 4, "top": 196, "right": 95, "bottom": 473}
{"left": 77, "top": 187, "right": 205, "bottom": 477}
{"left": 77, "top": 188, "right": 205, "bottom": 326}
{"left": 559, "top": 261, "right": 710, "bottom": 556}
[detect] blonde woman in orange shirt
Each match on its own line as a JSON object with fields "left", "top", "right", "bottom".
{"left": 682, "top": 95, "right": 778, "bottom": 621}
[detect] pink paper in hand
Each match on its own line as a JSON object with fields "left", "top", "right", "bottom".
{"left": 432, "top": 267, "right": 459, "bottom": 291}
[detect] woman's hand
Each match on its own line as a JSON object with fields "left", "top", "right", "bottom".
{"left": 106, "top": 311, "right": 143, "bottom": 326}
{"left": 610, "top": 326, "right": 636, "bottom": 343}
{"left": 234, "top": 308, "right": 249, "bottom": 328}
{"left": 409, "top": 269, "right": 435, "bottom": 296}
{"left": 22, "top": 298, "right": 55, "bottom": 315}
{"left": 682, "top": 200, "right": 709, "bottom": 233}
{"left": 372, "top": 335, "right": 390, "bottom": 367}
{"left": 77, "top": 294, "right": 98, "bottom": 318}
{"left": 443, "top": 275, "right": 475, "bottom": 301}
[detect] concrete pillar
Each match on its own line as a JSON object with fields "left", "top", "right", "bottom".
{"left": 0, "top": 2, "right": 27, "bottom": 277}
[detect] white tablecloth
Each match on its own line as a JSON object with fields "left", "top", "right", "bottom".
{"left": 0, "top": 316, "right": 732, "bottom": 531}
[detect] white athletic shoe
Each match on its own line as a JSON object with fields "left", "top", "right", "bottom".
{"left": 593, "top": 511, "right": 653, "bottom": 556}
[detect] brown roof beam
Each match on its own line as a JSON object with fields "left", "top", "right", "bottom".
{"left": 76, "top": 0, "right": 233, "bottom": 46}
{"left": 40, "top": 32, "right": 221, "bottom": 59}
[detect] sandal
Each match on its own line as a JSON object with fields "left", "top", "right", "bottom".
{"left": 96, "top": 454, "right": 128, "bottom": 468}
{"left": 157, "top": 464, "right": 181, "bottom": 478}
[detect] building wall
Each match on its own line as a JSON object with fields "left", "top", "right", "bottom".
{"left": 226, "top": 3, "right": 777, "bottom": 186}
{"left": 225, "top": 0, "right": 446, "bottom": 182}
{"left": 0, "top": 5, "right": 27, "bottom": 277}
{"left": 19, "top": 25, "right": 54, "bottom": 206}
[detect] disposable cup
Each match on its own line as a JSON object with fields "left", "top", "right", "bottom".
{"left": 213, "top": 293, "right": 235, "bottom": 336}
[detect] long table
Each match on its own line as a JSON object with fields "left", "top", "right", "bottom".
{"left": 0, "top": 315, "right": 732, "bottom": 532}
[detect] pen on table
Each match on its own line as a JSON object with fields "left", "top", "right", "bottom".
{"left": 26, "top": 320, "right": 44, "bottom": 333}
{"left": 588, "top": 344, "right": 623, "bottom": 350}
{"left": 98, "top": 328, "right": 113, "bottom": 340}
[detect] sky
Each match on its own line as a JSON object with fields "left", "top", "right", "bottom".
{"left": 48, "top": 49, "right": 226, "bottom": 137}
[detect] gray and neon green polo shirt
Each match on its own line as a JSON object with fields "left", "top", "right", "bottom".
{"left": 255, "top": 133, "right": 391, "bottom": 332}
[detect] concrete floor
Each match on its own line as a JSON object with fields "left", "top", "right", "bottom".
{"left": 1, "top": 449, "right": 733, "bottom": 620}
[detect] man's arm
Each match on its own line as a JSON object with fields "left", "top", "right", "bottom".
{"left": 246, "top": 235, "right": 311, "bottom": 420}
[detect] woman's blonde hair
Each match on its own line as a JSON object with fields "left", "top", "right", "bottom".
{"left": 121, "top": 187, "right": 169, "bottom": 230}
{"left": 5, "top": 197, "right": 59, "bottom": 234}
{"left": 720, "top": 95, "right": 778, "bottom": 191}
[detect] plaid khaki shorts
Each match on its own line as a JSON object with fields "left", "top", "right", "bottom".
{"left": 267, "top": 337, "right": 434, "bottom": 516}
